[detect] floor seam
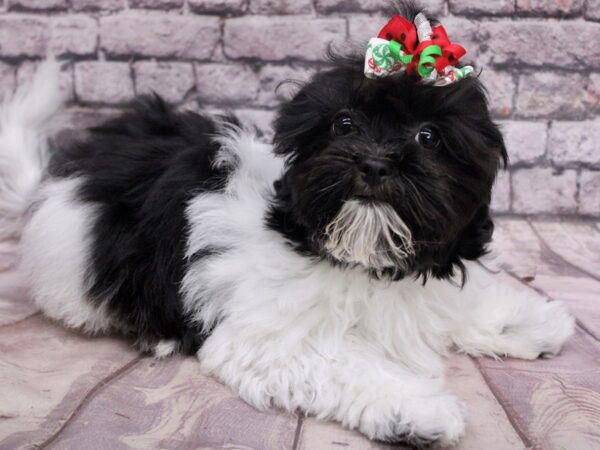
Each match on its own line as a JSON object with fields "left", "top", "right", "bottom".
{"left": 574, "top": 320, "right": 600, "bottom": 343}
{"left": 36, "top": 355, "right": 144, "bottom": 450}
{"left": 526, "top": 218, "right": 600, "bottom": 283}
{"left": 504, "top": 270, "right": 546, "bottom": 296}
{"left": 291, "top": 412, "right": 304, "bottom": 450}
{"left": 0, "top": 311, "right": 41, "bottom": 331}
{"left": 471, "top": 356, "right": 533, "bottom": 449}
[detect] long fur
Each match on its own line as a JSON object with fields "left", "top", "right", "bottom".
{"left": 2, "top": 3, "right": 575, "bottom": 446}
{"left": 324, "top": 200, "right": 414, "bottom": 273}
{"left": 0, "top": 59, "right": 61, "bottom": 240}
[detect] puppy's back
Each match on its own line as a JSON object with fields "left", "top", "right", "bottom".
{"left": 24, "top": 95, "right": 240, "bottom": 354}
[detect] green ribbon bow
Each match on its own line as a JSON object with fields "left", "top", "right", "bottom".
{"left": 416, "top": 45, "right": 442, "bottom": 78}
{"left": 388, "top": 41, "right": 414, "bottom": 65}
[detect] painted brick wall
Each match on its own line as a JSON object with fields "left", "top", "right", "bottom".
{"left": 0, "top": 0, "right": 598, "bottom": 216}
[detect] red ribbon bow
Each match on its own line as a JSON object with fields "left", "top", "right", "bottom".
{"left": 377, "top": 15, "right": 466, "bottom": 77}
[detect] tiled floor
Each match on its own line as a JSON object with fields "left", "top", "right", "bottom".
{"left": 0, "top": 218, "right": 599, "bottom": 449}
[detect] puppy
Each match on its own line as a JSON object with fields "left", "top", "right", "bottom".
{"left": 0, "top": 2, "right": 574, "bottom": 447}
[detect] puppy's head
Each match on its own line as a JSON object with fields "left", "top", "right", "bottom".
{"left": 268, "top": 6, "right": 506, "bottom": 282}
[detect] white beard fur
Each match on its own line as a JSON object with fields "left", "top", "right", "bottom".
{"left": 324, "top": 199, "right": 414, "bottom": 272}
{"left": 7, "top": 61, "right": 576, "bottom": 447}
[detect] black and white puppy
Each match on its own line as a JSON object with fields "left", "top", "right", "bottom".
{"left": 0, "top": 4, "right": 574, "bottom": 447}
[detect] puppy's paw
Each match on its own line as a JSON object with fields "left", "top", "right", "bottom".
{"left": 499, "top": 299, "right": 575, "bottom": 360}
{"left": 398, "top": 394, "right": 467, "bottom": 448}
{"left": 361, "top": 394, "right": 467, "bottom": 448}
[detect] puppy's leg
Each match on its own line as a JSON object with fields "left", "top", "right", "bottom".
{"left": 200, "top": 324, "right": 466, "bottom": 447}
{"left": 448, "top": 261, "right": 575, "bottom": 360}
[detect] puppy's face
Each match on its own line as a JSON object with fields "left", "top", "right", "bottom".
{"left": 271, "top": 57, "right": 506, "bottom": 281}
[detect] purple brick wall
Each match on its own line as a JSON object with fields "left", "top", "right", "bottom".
{"left": 0, "top": 0, "right": 599, "bottom": 216}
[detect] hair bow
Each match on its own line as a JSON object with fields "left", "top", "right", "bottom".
{"left": 364, "top": 13, "right": 474, "bottom": 86}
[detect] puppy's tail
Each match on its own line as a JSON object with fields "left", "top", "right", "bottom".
{"left": 0, "top": 59, "right": 62, "bottom": 240}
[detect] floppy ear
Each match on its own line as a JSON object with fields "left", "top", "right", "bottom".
{"left": 429, "top": 204, "right": 495, "bottom": 283}
{"left": 272, "top": 53, "right": 364, "bottom": 159}
{"left": 272, "top": 88, "right": 328, "bottom": 158}
{"left": 453, "top": 204, "right": 494, "bottom": 262}
{"left": 436, "top": 95, "right": 507, "bottom": 283}
{"left": 456, "top": 121, "right": 507, "bottom": 261}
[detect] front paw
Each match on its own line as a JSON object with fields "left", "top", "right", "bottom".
{"left": 361, "top": 394, "right": 467, "bottom": 448}
{"left": 500, "top": 299, "right": 575, "bottom": 360}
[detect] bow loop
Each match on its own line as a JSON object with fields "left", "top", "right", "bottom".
{"left": 377, "top": 15, "right": 418, "bottom": 53}
{"left": 364, "top": 13, "right": 473, "bottom": 86}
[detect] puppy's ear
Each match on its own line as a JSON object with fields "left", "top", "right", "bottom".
{"left": 453, "top": 204, "right": 494, "bottom": 262}
{"left": 272, "top": 88, "right": 329, "bottom": 159}
{"left": 273, "top": 55, "right": 361, "bottom": 159}
{"left": 430, "top": 204, "right": 494, "bottom": 283}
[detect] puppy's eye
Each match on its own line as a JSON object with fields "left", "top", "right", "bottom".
{"left": 332, "top": 114, "right": 357, "bottom": 137}
{"left": 416, "top": 127, "right": 441, "bottom": 149}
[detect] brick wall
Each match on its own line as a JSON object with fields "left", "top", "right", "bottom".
{"left": 0, "top": 0, "right": 598, "bottom": 216}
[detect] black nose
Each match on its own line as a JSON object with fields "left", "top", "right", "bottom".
{"left": 358, "top": 157, "right": 392, "bottom": 185}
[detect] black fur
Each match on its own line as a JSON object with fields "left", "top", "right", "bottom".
{"left": 52, "top": 96, "right": 237, "bottom": 353}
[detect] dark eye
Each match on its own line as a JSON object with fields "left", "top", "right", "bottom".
{"left": 416, "top": 126, "right": 441, "bottom": 149}
{"left": 332, "top": 114, "right": 358, "bottom": 137}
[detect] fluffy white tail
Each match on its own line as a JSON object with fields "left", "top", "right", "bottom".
{"left": 0, "top": 59, "right": 62, "bottom": 240}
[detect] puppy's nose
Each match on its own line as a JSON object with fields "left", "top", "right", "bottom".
{"left": 358, "top": 157, "right": 392, "bottom": 185}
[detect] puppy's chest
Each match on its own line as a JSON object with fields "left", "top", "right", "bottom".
{"left": 186, "top": 226, "right": 417, "bottom": 335}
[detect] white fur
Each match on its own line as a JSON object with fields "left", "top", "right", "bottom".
{"left": 153, "top": 339, "right": 179, "bottom": 358}
{"left": 182, "top": 127, "right": 575, "bottom": 445}
{"left": 0, "top": 58, "right": 61, "bottom": 240}
{"left": 20, "top": 178, "right": 113, "bottom": 334}
{"left": 324, "top": 199, "right": 414, "bottom": 272}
